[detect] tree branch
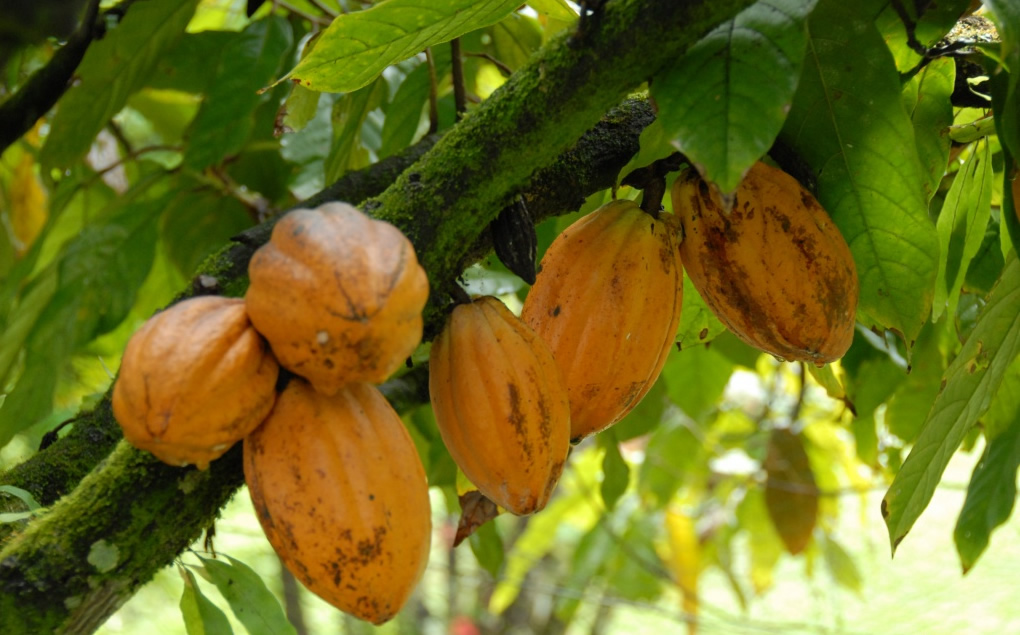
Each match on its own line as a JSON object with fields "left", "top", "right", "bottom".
{"left": 0, "top": 0, "right": 102, "bottom": 155}
{"left": 0, "top": 0, "right": 755, "bottom": 630}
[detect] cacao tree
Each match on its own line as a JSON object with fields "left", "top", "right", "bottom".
{"left": 0, "top": 0, "right": 1018, "bottom": 633}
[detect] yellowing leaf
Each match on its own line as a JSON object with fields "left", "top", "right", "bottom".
{"left": 764, "top": 428, "right": 818, "bottom": 555}
{"left": 10, "top": 153, "right": 48, "bottom": 255}
{"left": 665, "top": 508, "right": 700, "bottom": 631}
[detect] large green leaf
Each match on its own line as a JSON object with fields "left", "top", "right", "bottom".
{"left": 902, "top": 57, "right": 954, "bottom": 200}
{"left": 161, "top": 188, "right": 253, "bottom": 279}
{"left": 179, "top": 567, "right": 233, "bottom": 635}
{"left": 638, "top": 415, "right": 701, "bottom": 509}
{"left": 184, "top": 17, "right": 294, "bottom": 170}
{"left": 280, "top": 0, "right": 522, "bottom": 93}
{"left": 780, "top": 0, "right": 939, "bottom": 350}
{"left": 954, "top": 416, "right": 1020, "bottom": 573}
{"left": 882, "top": 253, "right": 1020, "bottom": 552}
{"left": 933, "top": 139, "right": 994, "bottom": 322}
{"left": 40, "top": 0, "right": 200, "bottom": 169}
{"left": 0, "top": 192, "right": 165, "bottom": 447}
{"left": 324, "top": 77, "right": 389, "bottom": 183}
{"left": 598, "top": 433, "right": 630, "bottom": 512}
{"left": 983, "top": 1, "right": 1020, "bottom": 159}
{"left": 148, "top": 31, "right": 237, "bottom": 94}
{"left": 652, "top": 0, "right": 816, "bottom": 193}
{"left": 662, "top": 342, "right": 734, "bottom": 419}
{"left": 379, "top": 52, "right": 451, "bottom": 159}
{"left": 198, "top": 555, "right": 296, "bottom": 635}
{"left": 983, "top": 356, "right": 1020, "bottom": 440}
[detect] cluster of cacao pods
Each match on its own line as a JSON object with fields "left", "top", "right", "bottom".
{"left": 113, "top": 202, "right": 432, "bottom": 624}
{"left": 110, "top": 154, "right": 859, "bottom": 624}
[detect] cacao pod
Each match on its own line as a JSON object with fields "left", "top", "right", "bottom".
{"left": 521, "top": 200, "right": 684, "bottom": 442}
{"left": 245, "top": 202, "right": 428, "bottom": 394}
{"left": 244, "top": 379, "right": 431, "bottom": 624}
{"left": 429, "top": 296, "right": 570, "bottom": 515}
{"left": 671, "top": 162, "right": 858, "bottom": 363}
{"left": 112, "top": 296, "right": 278, "bottom": 470}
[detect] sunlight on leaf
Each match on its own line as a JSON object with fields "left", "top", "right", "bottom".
{"left": 179, "top": 566, "right": 233, "bottom": 635}
{"left": 198, "top": 555, "right": 297, "bottom": 635}
{"left": 954, "top": 416, "right": 1020, "bottom": 573}
{"left": 781, "top": 0, "right": 939, "bottom": 351}
{"left": 883, "top": 253, "right": 1020, "bottom": 553}
{"left": 653, "top": 0, "right": 817, "bottom": 193}
{"left": 282, "top": 0, "right": 522, "bottom": 93}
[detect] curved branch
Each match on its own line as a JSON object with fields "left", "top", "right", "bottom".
{"left": 0, "top": 0, "right": 754, "bottom": 630}
{"left": 0, "top": 0, "right": 102, "bottom": 155}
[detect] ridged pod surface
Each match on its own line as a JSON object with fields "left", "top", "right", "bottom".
{"left": 671, "top": 162, "right": 858, "bottom": 363}
{"left": 521, "top": 200, "right": 684, "bottom": 442}
{"left": 429, "top": 296, "right": 570, "bottom": 515}
{"left": 245, "top": 202, "right": 428, "bottom": 394}
{"left": 112, "top": 296, "right": 278, "bottom": 470}
{"left": 244, "top": 380, "right": 431, "bottom": 624}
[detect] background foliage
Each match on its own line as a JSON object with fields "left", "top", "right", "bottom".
{"left": 1, "top": 0, "right": 1018, "bottom": 633}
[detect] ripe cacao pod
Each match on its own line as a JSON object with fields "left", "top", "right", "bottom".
{"left": 671, "top": 161, "right": 858, "bottom": 363}
{"left": 244, "top": 379, "right": 431, "bottom": 625}
{"left": 112, "top": 296, "right": 278, "bottom": 470}
{"left": 430, "top": 296, "right": 570, "bottom": 515}
{"left": 245, "top": 202, "right": 429, "bottom": 395}
{"left": 521, "top": 200, "right": 684, "bottom": 442}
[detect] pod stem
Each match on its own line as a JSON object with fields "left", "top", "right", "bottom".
{"left": 450, "top": 283, "right": 473, "bottom": 306}
{"left": 621, "top": 151, "right": 688, "bottom": 218}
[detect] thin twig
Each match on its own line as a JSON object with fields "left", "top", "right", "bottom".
{"left": 463, "top": 51, "right": 513, "bottom": 77}
{"left": 426, "top": 47, "right": 440, "bottom": 134}
{"left": 451, "top": 38, "right": 466, "bottom": 119}
{"left": 306, "top": 0, "right": 339, "bottom": 18}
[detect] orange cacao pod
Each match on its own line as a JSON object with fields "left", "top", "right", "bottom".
{"left": 521, "top": 200, "right": 684, "bottom": 442}
{"left": 429, "top": 296, "right": 570, "bottom": 515}
{"left": 245, "top": 202, "right": 428, "bottom": 394}
{"left": 671, "top": 162, "right": 858, "bottom": 363}
{"left": 244, "top": 379, "right": 431, "bottom": 624}
{"left": 112, "top": 296, "right": 278, "bottom": 470}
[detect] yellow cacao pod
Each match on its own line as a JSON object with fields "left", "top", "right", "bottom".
{"left": 244, "top": 379, "right": 431, "bottom": 624}
{"left": 429, "top": 296, "right": 570, "bottom": 515}
{"left": 521, "top": 199, "right": 684, "bottom": 442}
{"left": 112, "top": 296, "right": 278, "bottom": 470}
{"left": 245, "top": 202, "right": 429, "bottom": 394}
{"left": 672, "top": 161, "right": 858, "bottom": 363}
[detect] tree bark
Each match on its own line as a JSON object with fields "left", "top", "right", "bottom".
{"left": 0, "top": 0, "right": 755, "bottom": 631}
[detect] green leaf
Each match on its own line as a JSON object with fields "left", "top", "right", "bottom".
{"left": 379, "top": 55, "right": 449, "bottom": 159}
{"left": 161, "top": 188, "right": 253, "bottom": 279}
{"left": 954, "top": 416, "right": 1020, "bottom": 573}
{"left": 983, "top": 1, "right": 1020, "bottom": 159}
{"left": 282, "top": 0, "right": 522, "bottom": 93}
{"left": 184, "top": 17, "right": 294, "bottom": 170}
{"left": 485, "top": 13, "right": 543, "bottom": 72}
{"left": 737, "top": 487, "right": 784, "bottom": 593}
{"left": 662, "top": 342, "right": 734, "bottom": 419}
{"left": 468, "top": 518, "right": 505, "bottom": 578}
{"left": 553, "top": 523, "right": 613, "bottom": 622}
{"left": 604, "top": 514, "right": 664, "bottom": 602}
{"left": 611, "top": 375, "right": 666, "bottom": 441}
{"left": 884, "top": 320, "right": 947, "bottom": 443}
{"left": 148, "top": 31, "right": 237, "bottom": 94}
{"left": 527, "top": 0, "right": 576, "bottom": 20}
{"left": 653, "top": 0, "right": 817, "bottom": 192}
{"left": 903, "top": 57, "right": 955, "bottom": 200}
{"left": 279, "top": 84, "right": 322, "bottom": 135}
{"left": 325, "top": 76, "right": 389, "bottom": 183}
{"left": 599, "top": 434, "right": 630, "bottom": 511}
{"left": 675, "top": 274, "right": 728, "bottom": 349}
{"left": 40, "top": 0, "right": 200, "bottom": 169}
{"left": 198, "top": 555, "right": 297, "bottom": 635}
{"left": 180, "top": 567, "right": 234, "bottom": 635}
{"left": 763, "top": 429, "right": 818, "bottom": 555}
{"left": 933, "top": 139, "right": 994, "bottom": 321}
{"left": 965, "top": 217, "right": 1007, "bottom": 295}
{"left": 821, "top": 535, "right": 862, "bottom": 594}
{"left": 638, "top": 416, "right": 701, "bottom": 509}
{"left": 882, "top": 253, "right": 1020, "bottom": 553}
{"left": 781, "top": 0, "right": 940, "bottom": 351}
{"left": 0, "top": 485, "right": 41, "bottom": 510}
{"left": 983, "top": 356, "right": 1020, "bottom": 440}
{"left": 0, "top": 268, "right": 57, "bottom": 387}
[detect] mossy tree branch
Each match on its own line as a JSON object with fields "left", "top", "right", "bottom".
{"left": 0, "top": 0, "right": 755, "bottom": 631}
